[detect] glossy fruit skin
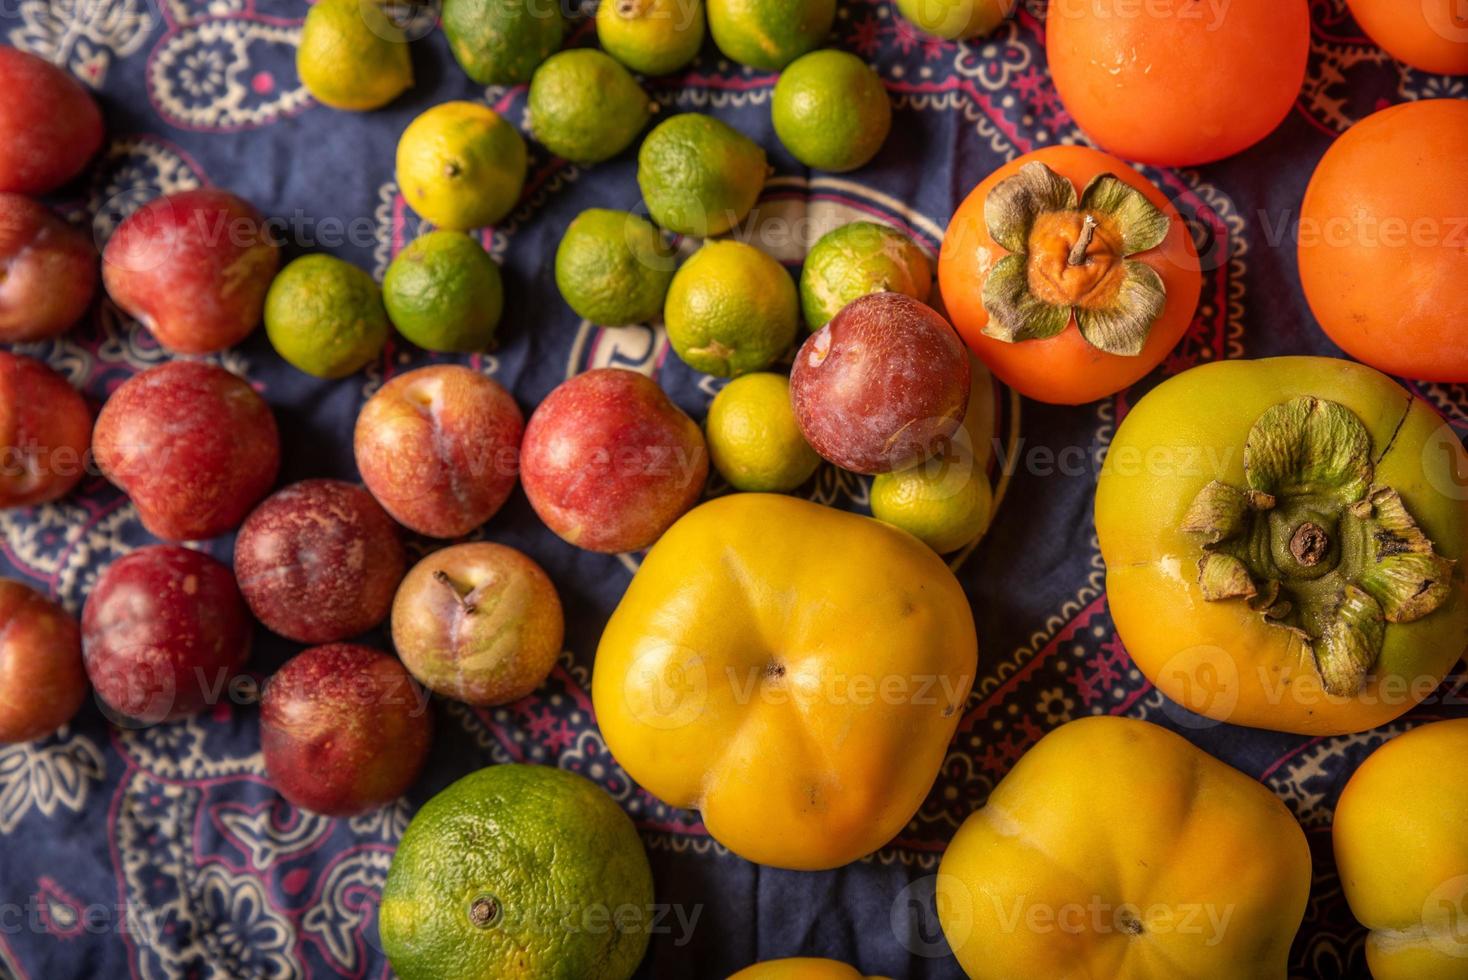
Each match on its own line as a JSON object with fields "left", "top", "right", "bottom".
{"left": 592, "top": 494, "right": 977, "bottom": 870}
{"left": 1096, "top": 357, "right": 1468, "bottom": 736}
{"left": 441, "top": 0, "right": 565, "bottom": 85}
{"left": 521, "top": 368, "right": 708, "bottom": 554}
{"left": 1334, "top": 719, "right": 1468, "bottom": 978}
{"left": 390, "top": 542, "right": 564, "bottom": 706}
{"left": 0, "top": 194, "right": 97, "bottom": 343}
{"left": 353, "top": 365, "right": 524, "bottom": 539}
{"left": 0, "top": 49, "right": 104, "bottom": 194}
{"left": 938, "top": 716, "right": 1311, "bottom": 979}
{"left": 0, "top": 352, "right": 92, "bottom": 509}
{"left": 707, "top": 0, "right": 835, "bottom": 70}
{"left": 1299, "top": 100, "right": 1468, "bottom": 383}
{"left": 92, "top": 361, "right": 280, "bottom": 541}
{"left": 234, "top": 480, "right": 406, "bottom": 644}
{"left": 939, "top": 145, "right": 1201, "bottom": 405}
{"left": 103, "top": 189, "right": 280, "bottom": 355}
{"left": 260, "top": 643, "right": 431, "bottom": 817}
{"left": 729, "top": 960, "right": 886, "bottom": 980}
{"left": 1046, "top": 0, "right": 1309, "bottom": 167}
{"left": 790, "top": 292, "right": 970, "bottom": 474}
{"left": 1346, "top": 0, "right": 1468, "bottom": 75}
{"left": 0, "top": 580, "right": 87, "bottom": 744}
{"left": 82, "top": 546, "right": 252, "bottom": 725}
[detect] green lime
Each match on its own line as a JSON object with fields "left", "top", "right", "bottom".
{"left": 555, "top": 209, "right": 676, "bottom": 326}
{"left": 528, "top": 49, "right": 654, "bottom": 165}
{"left": 706, "top": 373, "right": 820, "bottom": 491}
{"left": 637, "top": 113, "right": 766, "bottom": 237}
{"left": 396, "top": 101, "right": 528, "bottom": 231}
{"left": 383, "top": 231, "right": 503, "bottom": 352}
{"left": 871, "top": 446, "right": 993, "bottom": 554}
{"left": 441, "top": 0, "right": 565, "bottom": 85}
{"left": 894, "top": 0, "right": 1013, "bottom": 40}
{"left": 296, "top": 0, "right": 413, "bottom": 111}
{"left": 664, "top": 240, "right": 796, "bottom": 377}
{"left": 597, "top": 0, "right": 705, "bottom": 76}
{"left": 707, "top": 0, "right": 834, "bottom": 70}
{"left": 772, "top": 49, "right": 891, "bottom": 172}
{"left": 800, "top": 221, "right": 932, "bottom": 329}
{"left": 264, "top": 254, "right": 389, "bottom": 378}
{"left": 380, "top": 765, "right": 654, "bottom": 980}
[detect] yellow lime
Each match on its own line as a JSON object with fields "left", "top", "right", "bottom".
{"left": 396, "top": 101, "right": 527, "bottom": 231}
{"left": 597, "top": 0, "right": 706, "bottom": 76}
{"left": 528, "top": 49, "right": 654, "bottom": 165}
{"left": 297, "top": 0, "right": 413, "bottom": 111}
{"left": 894, "top": 0, "right": 1015, "bottom": 40}
{"left": 264, "top": 254, "right": 389, "bottom": 378}
{"left": 706, "top": 373, "right": 820, "bottom": 491}
{"left": 799, "top": 221, "right": 932, "bottom": 329}
{"left": 871, "top": 445, "right": 993, "bottom": 554}
{"left": 637, "top": 113, "right": 766, "bottom": 237}
{"left": 664, "top": 240, "right": 797, "bottom": 377}
{"left": 772, "top": 49, "right": 891, "bottom": 172}
{"left": 707, "top": 0, "right": 835, "bottom": 70}
{"left": 380, "top": 765, "right": 655, "bottom": 980}
{"left": 555, "top": 209, "right": 676, "bottom": 326}
{"left": 441, "top": 0, "right": 565, "bottom": 85}
{"left": 383, "top": 230, "right": 503, "bottom": 352}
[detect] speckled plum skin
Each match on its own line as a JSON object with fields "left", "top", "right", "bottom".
{"left": 520, "top": 368, "right": 709, "bottom": 554}
{"left": 790, "top": 292, "right": 971, "bottom": 474}
{"left": 0, "top": 194, "right": 97, "bottom": 343}
{"left": 102, "top": 189, "right": 281, "bottom": 354}
{"left": 354, "top": 365, "right": 524, "bottom": 539}
{"left": 260, "top": 643, "right": 431, "bottom": 817}
{"left": 0, "top": 49, "right": 103, "bottom": 195}
{"left": 391, "top": 542, "right": 564, "bottom": 706}
{"left": 0, "top": 580, "right": 87, "bottom": 744}
{"left": 93, "top": 361, "right": 280, "bottom": 541}
{"left": 82, "top": 546, "right": 252, "bottom": 726}
{"left": 0, "top": 352, "right": 92, "bottom": 509}
{"left": 235, "top": 480, "right": 406, "bottom": 644}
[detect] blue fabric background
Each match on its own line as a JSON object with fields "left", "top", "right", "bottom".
{"left": 1, "top": 1, "right": 1464, "bottom": 977}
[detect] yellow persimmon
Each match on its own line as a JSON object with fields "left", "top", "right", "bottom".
{"left": 592, "top": 493, "right": 978, "bottom": 871}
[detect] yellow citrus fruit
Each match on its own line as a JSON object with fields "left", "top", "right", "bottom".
{"left": 706, "top": 373, "right": 821, "bottom": 492}
{"left": 597, "top": 0, "right": 706, "bottom": 76}
{"left": 707, "top": 0, "right": 835, "bottom": 70}
{"left": 894, "top": 0, "right": 1016, "bottom": 40}
{"left": 441, "top": 0, "right": 565, "bottom": 85}
{"left": 871, "top": 444, "right": 993, "bottom": 553}
{"left": 396, "top": 101, "right": 527, "bottom": 231}
{"left": 297, "top": 0, "right": 413, "bottom": 111}
{"left": 528, "top": 49, "right": 653, "bottom": 165}
{"left": 664, "top": 240, "right": 797, "bottom": 377}
{"left": 772, "top": 49, "right": 891, "bottom": 172}
{"left": 380, "top": 765, "right": 655, "bottom": 980}
{"left": 264, "top": 254, "right": 390, "bottom": 379}
{"left": 636, "top": 113, "right": 767, "bottom": 237}
{"left": 800, "top": 220, "right": 932, "bottom": 329}
{"left": 554, "top": 208, "right": 677, "bottom": 326}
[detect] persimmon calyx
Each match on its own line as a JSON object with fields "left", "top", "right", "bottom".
{"left": 980, "top": 161, "right": 1171, "bottom": 356}
{"left": 1181, "top": 397, "right": 1455, "bottom": 696}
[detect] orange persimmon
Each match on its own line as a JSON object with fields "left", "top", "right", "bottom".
{"left": 1299, "top": 99, "right": 1468, "bottom": 383}
{"left": 1046, "top": 0, "right": 1310, "bottom": 166}
{"left": 938, "top": 145, "right": 1201, "bottom": 405}
{"left": 1346, "top": 0, "right": 1468, "bottom": 75}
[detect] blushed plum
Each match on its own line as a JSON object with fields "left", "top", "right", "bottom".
{"left": 92, "top": 361, "right": 280, "bottom": 541}
{"left": 235, "top": 480, "right": 406, "bottom": 644}
{"left": 790, "top": 292, "right": 970, "bottom": 474}
{"left": 82, "top": 545, "right": 252, "bottom": 725}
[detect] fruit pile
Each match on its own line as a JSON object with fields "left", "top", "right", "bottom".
{"left": 1, "top": 0, "right": 1466, "bottom": 977}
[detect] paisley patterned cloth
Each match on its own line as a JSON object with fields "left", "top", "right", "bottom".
{"left": 1, "top": 1, "right": 1465, "bottom": 977}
